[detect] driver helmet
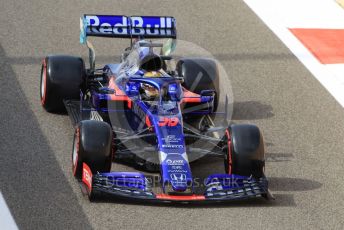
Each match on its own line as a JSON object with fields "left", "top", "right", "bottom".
{"left": 141, "top": 83, "right": 159, "bottom": 98}
{"left": 143, "top": 71, "right": 162, "bottom": 78}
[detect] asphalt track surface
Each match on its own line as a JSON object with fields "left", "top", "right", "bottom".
{"left": 1, "top": 0, "right": 344, "bottom": 229}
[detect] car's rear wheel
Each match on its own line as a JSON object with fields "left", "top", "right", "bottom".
{"left": 177, "top": 58, "right": 220, "bottom": 112}
{"left": 223, "top": 124, "right": 265, "bottom": 178}
{"left": 40, "top": 55, "right": 85, "bottom": 113}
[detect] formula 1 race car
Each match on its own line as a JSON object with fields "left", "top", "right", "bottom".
{"left": 40, "top": 15, "right": 271, "bottom": 203}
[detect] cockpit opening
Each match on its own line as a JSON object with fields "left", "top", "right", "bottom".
{"left": 140, "top": 53, "right": 163, "bottom": 72}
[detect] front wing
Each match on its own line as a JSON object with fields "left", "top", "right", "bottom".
{"left": 81, "top": 163, "right": 271, "bottom": 203}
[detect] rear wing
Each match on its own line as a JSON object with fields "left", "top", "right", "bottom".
{"left": 80, "top": 15, "right": 176, "bottom": 71}
{"left": 80, "top": 15, "right": 176, "bottom": 43}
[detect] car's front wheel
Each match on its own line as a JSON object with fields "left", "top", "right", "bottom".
{"left": 223, "top": 124, "right": 265, "bottom": 178}
{"left": 72, "top": 120, "right": 113, "bottom": 180}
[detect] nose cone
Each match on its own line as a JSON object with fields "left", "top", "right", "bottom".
{"left": 140, "top": 53, "right": 163, "bottom": 72}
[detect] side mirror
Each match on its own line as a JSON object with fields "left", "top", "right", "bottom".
{"left": 200, "top": 90, "right": 215, "bottom": 97}
{"left": 167, "top": 83, "right": 182, "bottom": 101}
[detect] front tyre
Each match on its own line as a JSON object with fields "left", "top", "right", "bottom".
{"left": 223, "top": 124, "right": 265, "bottom": 178}
{"left": 72, "top": 120, "right": 113, "bottom": 180}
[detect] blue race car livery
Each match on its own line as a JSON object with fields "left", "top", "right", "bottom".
{"left": 40, "top": 15, "right": 272, "bottom": 203}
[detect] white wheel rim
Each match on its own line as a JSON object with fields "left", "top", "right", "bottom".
{"left": 72, "top": 135, "right": 78, "bottom": 168}
{"left": 41, "top": 68, "right": 45, "bottom": 99}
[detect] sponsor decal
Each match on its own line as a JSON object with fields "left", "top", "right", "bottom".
{"left": 165, "top": 159, "right": 184, "bottom": 165}
{"left": 170, "top": 173, "right": 187, "bottom": 182}
{"left": 168, "top": 169, "right": 188, "bottom": 173}
{"left": 82, "top": 163, "right": 92, "bottom": 192}
{"left": 162, "top": 144, "right": 184, "bottom": 149}
{"left": 86, "top": 15, "right": 129, "bottom": 35}
{"left": 162, "top": 135, "right": 181, "bottom": 143}
{"left": 168, "top": 165, "right": 188, "bottom": 173}
{"left": 131, "top": 16, "right": 173, "bottom": 36}
{"left": 85, "top": 15, "right": 175, "bottom": 36}
{"left": 171, "top": 165, "right": 183, "bottom": 170}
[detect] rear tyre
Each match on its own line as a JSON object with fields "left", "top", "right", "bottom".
{"left": 72, "top": 120, "right": 113, "bottom": 180}
{"left": 40, "top": 55, "right": 85, "bottom": 113}
{"left": 223, "top": 124, "right": 265, "bottom": 178}
{"left": 177, "top": 58, "right": 220, "bottom": 111}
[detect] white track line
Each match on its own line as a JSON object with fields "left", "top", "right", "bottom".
{"left": 244, "top": 0, "right": 344, "bottom": 107}
{"left": 0, "top": 192, "right": 19, "bottom": 230}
